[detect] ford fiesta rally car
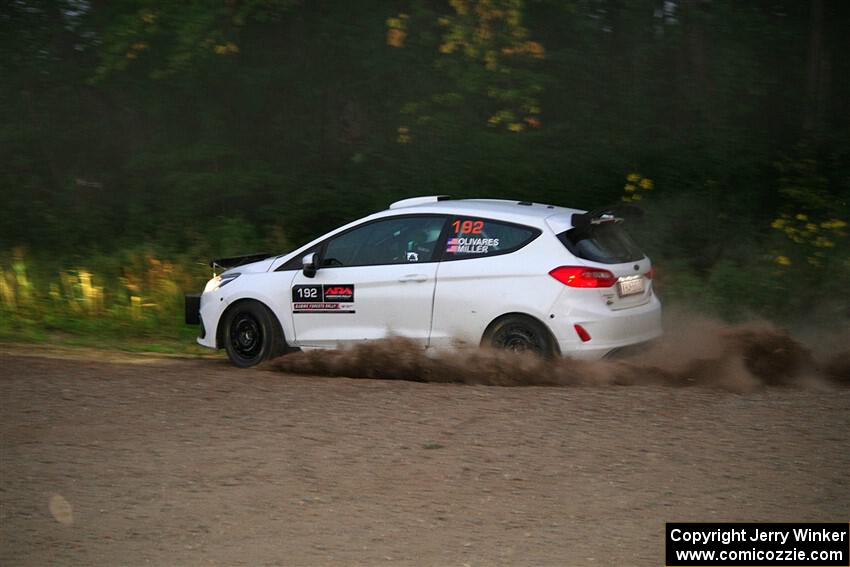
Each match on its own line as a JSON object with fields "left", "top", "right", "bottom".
{"left": 185, "top": 196, "right": 662, "bottom": 367}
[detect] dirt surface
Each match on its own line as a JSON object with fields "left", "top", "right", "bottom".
{"left": 1, "top": 346, "right": 849, "bottom": 567}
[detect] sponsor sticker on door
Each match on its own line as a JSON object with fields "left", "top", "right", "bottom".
{"left": 292, "top": 284, "right": 356, "bottom": 313}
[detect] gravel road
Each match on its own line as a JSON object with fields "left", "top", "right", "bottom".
{"left": 1, "top": 346, "right": 848, "bottom": 566}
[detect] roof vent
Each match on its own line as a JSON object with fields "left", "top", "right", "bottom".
{"left": 389, "top": 195, "right": 451, "bottom": 209}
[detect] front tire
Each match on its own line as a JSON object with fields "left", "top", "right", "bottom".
{"left": 222, "top": 301, "right": 284, "bottom": 368}
{"left": 483, "top": 315, "right": 555, "bottom": 359}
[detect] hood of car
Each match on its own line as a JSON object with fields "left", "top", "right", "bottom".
{"left": 211, "top": 253, "right": 276, "bottom": 273}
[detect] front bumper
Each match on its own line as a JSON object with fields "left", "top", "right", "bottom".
{"left": 195, "top": 292, "right": 228, "bottom": 349}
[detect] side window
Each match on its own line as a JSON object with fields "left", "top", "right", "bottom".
{"left": 444, "top": 217, "right": 539, "bottom": 259}
{"left": 322, "top": 216, "right": 446, "bottom": 267}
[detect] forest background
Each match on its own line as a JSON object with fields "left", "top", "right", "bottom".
{"left": 1, "top": 0, "right": 848, "bottom": 351}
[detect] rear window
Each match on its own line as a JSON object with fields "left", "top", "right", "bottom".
{"left": 558, "top": 223, "right": 644, "bottom": 264}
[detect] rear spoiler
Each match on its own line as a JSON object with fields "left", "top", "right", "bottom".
{"left": 210, "top": 253, "right": 275, "bottom": 272}
{"left": 570, "top": 203, "right": 644, "bottom": 229}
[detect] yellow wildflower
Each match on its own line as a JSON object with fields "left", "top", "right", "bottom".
{"left": 639, "top": 178, "right": 653, "bottom": 190}
{"left": 524, "top": 41, "right": 545, "bottom": 59}
{"left": 775, "top": 255, "right": 791, "bottom": 266}
{"left": 476, "top": 27, "right": 493, "bottom": 41}
{"left": 439, "top": 41, "right": 456, "bottom": 54}
{"left": 450, "top": 0, "right": 469, "bottom": 16}
{"left": 387, "top": 28, "right": 407, "bottom": 48}
{"left": 214, "top": 42, "right": 239, "bottom": 55}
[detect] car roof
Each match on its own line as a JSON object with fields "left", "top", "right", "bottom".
{"left": 272, "top": 198, "right": 583, "bottom": 268}
{"left": 379, "top": 197, "right": 585, "bottom": 228}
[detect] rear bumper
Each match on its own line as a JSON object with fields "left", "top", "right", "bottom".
{"left": 554, "top": 295, "right": 663, "bottom": 360}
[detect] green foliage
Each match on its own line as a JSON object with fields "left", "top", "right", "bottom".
{"left": 90, "top": 0, "right": 300, "bottom": 81}
{"left": 1, "top": 0, "right": 849, "bottom": 347}
{"left": 393, "top": 0, "right": 546, "bottom": 135}
{"left": 0, "top": 248, "right": 210, "bottom": 347}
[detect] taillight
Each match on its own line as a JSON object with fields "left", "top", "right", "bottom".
{"left": 645, "top": 266, "right": 656, "bottom": 279}
{"left": 549, "top": 266, "right": 617, "bottom": 288}
{"left": 574, "top": 324, "right": 591, "bottom": 342}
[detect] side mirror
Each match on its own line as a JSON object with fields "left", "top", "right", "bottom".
{"left": 302, "top": 252, "right": 317, "bottom": 278}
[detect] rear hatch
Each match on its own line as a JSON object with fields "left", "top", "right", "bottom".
{"left": 549, "top": 210, "right": 653, "bottom": 310}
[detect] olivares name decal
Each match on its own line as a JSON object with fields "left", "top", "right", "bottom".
{"left": 292, "top": 284, "right": 355, "bottom": 313}
{"left": 446, "top": 237, "right": 500, "bottom": 255}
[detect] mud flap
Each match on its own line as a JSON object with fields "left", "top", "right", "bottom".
{"left": 184, "top": 294, "right": 201, "bottom": 325}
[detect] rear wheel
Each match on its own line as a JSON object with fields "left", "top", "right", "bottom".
{"left": 222, "top": 301, "right": 284, "bottom": 368}
{"left": 483, "top": 315, "right": 555, "bottom": 358}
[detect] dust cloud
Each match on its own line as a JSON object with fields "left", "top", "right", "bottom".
{"left": 267, "top": 317, "right": 849, "bottom": 393}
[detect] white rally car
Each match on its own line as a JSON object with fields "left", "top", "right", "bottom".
{"left": 185, "top": 196, "right": 662, "bottom": 367}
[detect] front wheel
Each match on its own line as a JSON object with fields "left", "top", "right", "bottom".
{"left": 222, "top": 301, "right": 284, "bottom": 368}
{"left": 483, "top": 315, "right": 555, "bottom": 359}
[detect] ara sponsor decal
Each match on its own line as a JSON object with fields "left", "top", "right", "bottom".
{"left": 292, "top": 284, "right": 355, "bottom": 313}
{"left": 292, "top": 284, "right": 355, "bottom": 303}
{"left": 446, "top": 237, "right": 500, "bottom": 255}
{"left": 324, "top": 286, "right": 354, "bottom": 302}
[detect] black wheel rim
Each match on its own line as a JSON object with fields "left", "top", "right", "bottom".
{"left": 229, "top": 313, "right": 264, "bottom": 360}
{"left": 493, "top": 325, "right": 544, "bottom": 354}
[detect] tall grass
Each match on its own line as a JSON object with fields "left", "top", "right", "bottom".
{"left": 0, "top": 248, "right": 211, "bottom": 350}
{"left": 1, "top": 231, "right": 847, "bottom": 353}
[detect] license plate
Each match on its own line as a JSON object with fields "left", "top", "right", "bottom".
{"left": 617, "top": 277, "right": 645, "bottom": 297}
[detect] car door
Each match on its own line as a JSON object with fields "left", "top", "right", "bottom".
{"left": 289, "top": 215, "right": 447, "bottom": 348}
{"left": 429, "top": 216, "right": 544, "bottom": 348}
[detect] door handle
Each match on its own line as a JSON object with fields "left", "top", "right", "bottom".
{"left": 398, "top": 274, "right": 428, "bottom": 282}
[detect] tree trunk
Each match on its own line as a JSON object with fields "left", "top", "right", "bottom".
{"left": 803, "top": 0, "right": 824, "bottom": 135}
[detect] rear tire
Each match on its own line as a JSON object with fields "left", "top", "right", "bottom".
{"left": 222, "top": 301, "right": 285, "bottom": 368}
{"left": 483, "top": 315, "right": 555, "bottom": 359}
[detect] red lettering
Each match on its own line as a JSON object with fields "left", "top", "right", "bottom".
{"left": 325, "top": 287, "right": 352, "bottom": 295}
{"left": 453, "top": 219, "right": 485, "bottom": 234}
